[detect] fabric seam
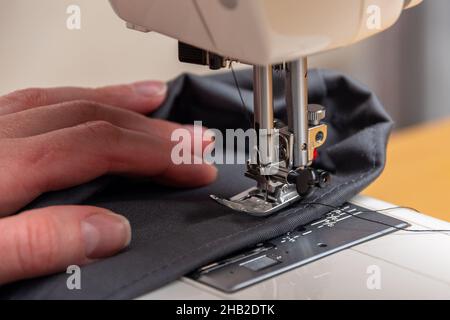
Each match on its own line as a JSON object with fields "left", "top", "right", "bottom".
{"left": 104, "top": 125, "right": 379, "bottom": 299}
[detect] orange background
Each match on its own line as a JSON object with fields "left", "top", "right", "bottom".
{"left": 364, "top": 119, "right": 450, "bottom": 222}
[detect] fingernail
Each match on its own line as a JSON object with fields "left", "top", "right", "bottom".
{"left": 204, "top": 163, "right": 219, "bottom": 183}
{"left": 81, "top": 212, "right": 132, "bottom": 259}
{"left": 133, "top": 81, "right": 167, "bottom": 97}
{"left": 209, "top": 164, "right": 219, "bottom": 176}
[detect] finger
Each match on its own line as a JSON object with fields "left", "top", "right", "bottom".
{"left": 0, "top": 121, "right": 217, "bottom": 215}
{"left": 0, "top": 81, "right": 167, "bottom": 116}
{"left": 0, "top": 100, "right": 212, "bottom": 153}
{"left": 0, "top": 206, "right": 131, "bottom": 285}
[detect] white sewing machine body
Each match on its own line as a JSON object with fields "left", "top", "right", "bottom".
{"left": 140, "top": 196, "right": 450, "bottom": 300}
{"left": 110, "top": 0, "right": 421, "bottom": 65}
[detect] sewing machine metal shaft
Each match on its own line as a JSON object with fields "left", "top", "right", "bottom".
{"left": 253, "top": 66, "right": 274, "bottom": 133}
{"left": 286, "top": 58, "right": 309, "bottom": 168}
{"left": 253, "top": 65, "right": 275, "bottom": 167}
{"left": 253, "top": 58, "right": 312, "bottom": 172}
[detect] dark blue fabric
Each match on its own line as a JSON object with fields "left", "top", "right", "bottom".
{"left": 0, "top": 69, "right": 392, "bottom": 299}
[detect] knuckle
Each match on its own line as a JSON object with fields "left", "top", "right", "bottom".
{"left": 14, "top": 215, "right": 60, "bottom": 274}
{"left": 81, "top": 120, "right": 122, "bottom": 143}
{"left": 81, "top": 121, "right": 122, "bottom": 155}
{"left": 79, "top": 121, "right": 123, "bottom": 171}
{"left": 17, "top": 140, "right": 66, "bottom": 195}
{"left": 65, "top": 100, "right": 103, "bottom": 119}
{"left": 6, "top": 88, "right": 48, "bottom": 106}
{"left": 21, "top": 140, "right": 58, "bottom": 171}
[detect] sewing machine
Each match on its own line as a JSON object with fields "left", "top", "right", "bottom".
{"left": 110, "top": 0, "right": 423, "bottom": 216}
{"left": 109, "top": 0, "right": 450, "bottom": 299}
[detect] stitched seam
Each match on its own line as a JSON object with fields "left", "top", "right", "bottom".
{"left": 105, "top": 126, "right": 379, "bottom": 299}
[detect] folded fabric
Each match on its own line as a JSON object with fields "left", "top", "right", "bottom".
{"left": 0, "top": 69, "right": 393, "bottom": 299}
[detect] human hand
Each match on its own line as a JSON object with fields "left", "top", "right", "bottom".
{"left": 0, "top": 81, "right": 217, "bottom": 284}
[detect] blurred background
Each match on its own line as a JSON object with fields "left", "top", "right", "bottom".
{"left": 0, "top": 0, "right": 449, "bottom": 219}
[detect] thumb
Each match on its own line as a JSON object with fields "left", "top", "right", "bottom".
{"left": 0, "top": 206, "right": 131, "bottom": 285}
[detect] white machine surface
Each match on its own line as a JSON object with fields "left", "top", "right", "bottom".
{"left": 140, "top": 196, "right": 450, "bottom": 300}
